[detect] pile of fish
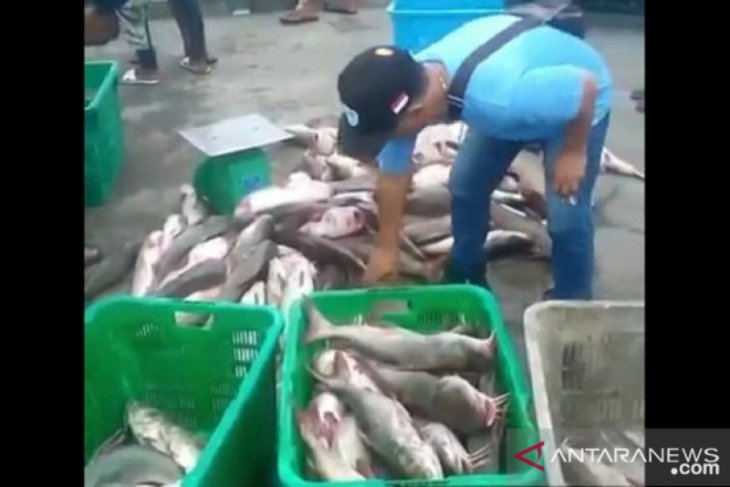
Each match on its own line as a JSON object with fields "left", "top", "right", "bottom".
{"left": 558, "top": 429, "right": 645, "bottom": 486}
{"left": 85, "top": 401, "right": 205, "bottom": 487}
{"left": 295, "top": 297, "right": 506, "bottom": 481}
{"left": 85, "top": 117, "right": 645, "bottom": 308}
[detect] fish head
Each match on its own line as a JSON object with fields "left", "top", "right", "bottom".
{"left": 125, "top": 401, "right": 169, "bottom": 447}
{"left": 296, "top": 406, "right": 332, "bottom": 450}
{"left": 400, "top": 443, "right": 444, "bottom": 479}
{"left": 145, "top": 230, "right": 164, "bottom": 249}
{"left": 234, "top": 198, "right": 254, "bottom": 219}
{"left": 312, "top": 349, "right": 337, "bottom": 376}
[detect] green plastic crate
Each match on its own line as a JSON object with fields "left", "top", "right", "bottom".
{"left": 84, "top": 296, "right": 283, "bottom": 486}
{"left": 85, "top": 61, "right": 125, "bottom": 207}
{"left": 193, "top": 148, "right": 273, "bottom": 215}
{"left": 278, "top": 284, "right": 546, "bottom": 487}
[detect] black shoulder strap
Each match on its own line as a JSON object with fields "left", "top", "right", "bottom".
{"left": 446, "top": 15, "right": 544, "bottom": 121}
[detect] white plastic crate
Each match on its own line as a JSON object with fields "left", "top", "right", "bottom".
{"left": 523, "top": 300, "right": 645, "bottom": 486}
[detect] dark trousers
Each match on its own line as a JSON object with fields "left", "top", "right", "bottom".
{"left": 168, "top": 0, "right": 208, "bottom": 62}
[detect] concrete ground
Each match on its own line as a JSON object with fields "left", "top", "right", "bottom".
{"left": 84, "top": 6, "right": 644, "bottom": 357}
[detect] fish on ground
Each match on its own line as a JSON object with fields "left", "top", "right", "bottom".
{"left": 403, "top": 216, "right": 451, "bottom": 246}
{"left": 85, "top": 244, "right": 103, "bottom": 268}
{"left": 300, "top": 206, "right": 366, "bottom": 239}
{"left": 234, "top": 177, "right": 333, "bottom": 219}
{"left": 228, "top": 214, "right": 275, "bottom": 270}
{"left": 266, "top": 257, "right": 288, "bottom": 307}
{"left": 240, "top": 280, "right": 267, "bottom": 306}
{"left": 216, "top": 239, "right": 278, "bottom": 302}
{"left": 314, "top": 264, "right": 350, "bottom": 290}
{"left": 600, "top": 148, "right": 645, "bottom": 180}
{"left": 154, "top": 216, "right": 232, "bottom": 279}
{"left": 304, "top": 297, "right": 497, "bottom": 372}
{"left": 490, "top": 202, "right": 552, "bottom": 257}
{"left": 156, "top": 236, "right": 230, "bottom": 291}
{"left": 174, "top": 284, "right": 222, "bottom": 327}
{"left": 160, "top": 214, "right": 187, "bottom": 255}
{"left": 412, "top": 163, "right": 451, "bottom": 191}
{"left": 126, "top": 401, "right": 203, "bottom": 473}
{"left": 280, "top": 260, "right": 316, "bottom": 314}
{"left": 154, "top": 259, "right": 228, "bottom": 299}
{"left": 131, "top": 230, "right": 165, "bottom": 296}
{"left": 275, "top": 231, "right": 366, "bottom": 272}
{"left": 405, "top": 186, "right": 452, "bottom": 217}
{"left": 179, "top": 184, "right": 209, "bottom": 226}
{"left": 301, "top": 150, "right": 334, "bottom": 181}
{"left": 85, "top": 240, "right": 142, "bottom": 301}
{"left": 325, "top": 153, "right": 371, "bottom": 180}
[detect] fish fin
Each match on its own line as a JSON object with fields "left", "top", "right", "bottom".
{"left": 355, "top": 459, "right": 376, "bottom": 479}
{"left": 303, "top": 297, "right": 334, "bottom": 343}
{"left": 483, "top": 331, "right": 498, "bottom": 362}
{"left": 332, "top": 351, "right": 352, "bottom": 381}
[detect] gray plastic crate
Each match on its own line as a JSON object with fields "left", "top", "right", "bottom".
{"left": 523, "top": 300, "right": 645, "bottom": 486}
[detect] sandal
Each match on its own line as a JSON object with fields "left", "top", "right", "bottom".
{"left": 280, "top": 10, "right": 319, "bottom": 24}
{"left": 121, "top": 68, "right": 160, "bottom": 86}
{"left": 323, "top": 2, "right": 358, "bottom": 14}
{"left": 179, "top": 56, "right": 213, "bottom": 75}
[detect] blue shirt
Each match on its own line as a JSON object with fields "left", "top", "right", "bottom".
{"left": 378, "top": 14, "right": 613, "bottom": 175}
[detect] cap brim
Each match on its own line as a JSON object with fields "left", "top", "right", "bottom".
{"left": 337, "top": 115, "right": 390, "bottom": 161}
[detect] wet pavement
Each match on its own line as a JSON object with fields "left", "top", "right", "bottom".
{"left": 84, "top": 6, "right": 644, "bottom": 353}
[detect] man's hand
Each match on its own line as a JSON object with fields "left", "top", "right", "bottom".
{"left": 554, "top": 71, "right": 597, "bottom": 198}
{"left": 362, "top": 247, "right": 399, "bottom": 285}
{"left": 554, "top": 149, "right": 586, "bottom": 197}
{"left": 362, "top": 171, "right": 410, "bottom": 286}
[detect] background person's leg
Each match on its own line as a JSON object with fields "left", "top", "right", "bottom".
{"left": 447, "top": 130, "right": 523, "bottom": 287}
{"left": 170, "top": 0, "right": 212, "bottom": 73}
{"left": 118, "top": 0, "right": 159, "bottom": 84}
{"left": 542, "top": 114, "right": 610, "bottom": 299}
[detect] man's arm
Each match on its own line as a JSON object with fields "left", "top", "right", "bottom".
{"left": 361, "top": 137, "right": 415, "bottom": 284}
{"left": 507, "top": 65, "right": 600, "bottom": 194}
{"left": 563, "top": 73, "right": 597, "bottom": 155}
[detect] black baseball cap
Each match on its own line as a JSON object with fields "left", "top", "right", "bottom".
{"left": 337, "top": 46, "right": 426, "bottom": 160}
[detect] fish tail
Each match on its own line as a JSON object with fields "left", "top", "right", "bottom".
{"left": 303, "top": 296, "right": 334, "bottom": 343}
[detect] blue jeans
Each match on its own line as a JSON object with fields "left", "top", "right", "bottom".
{"left": 448, "top": 113, "right": 610, "bottom": 300}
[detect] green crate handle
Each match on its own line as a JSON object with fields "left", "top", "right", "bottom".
{"left": 85, "top": 62, "right": 119, "bottom": 113}
{"left": 86, "top": 296, "right": 280, "bottom": 329}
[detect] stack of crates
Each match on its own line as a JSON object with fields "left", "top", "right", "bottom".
{"left": 387, "top": 0, "right": 507, "bottom": 53}
{"left": 85, "top": 61, "right": 125, "bottom": 207}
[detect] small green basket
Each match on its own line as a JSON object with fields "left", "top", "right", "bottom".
{"left": 278, "top": 284, "right": 546, "bottom": 487}
{"left": 85, "top": 61, "right": 125, "bottom": 207}
{"left": 193, "top": 148, "right": 272, "bottom": 215}
{"left": 84, "top": 296, "right": 283, "bottom": 486}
